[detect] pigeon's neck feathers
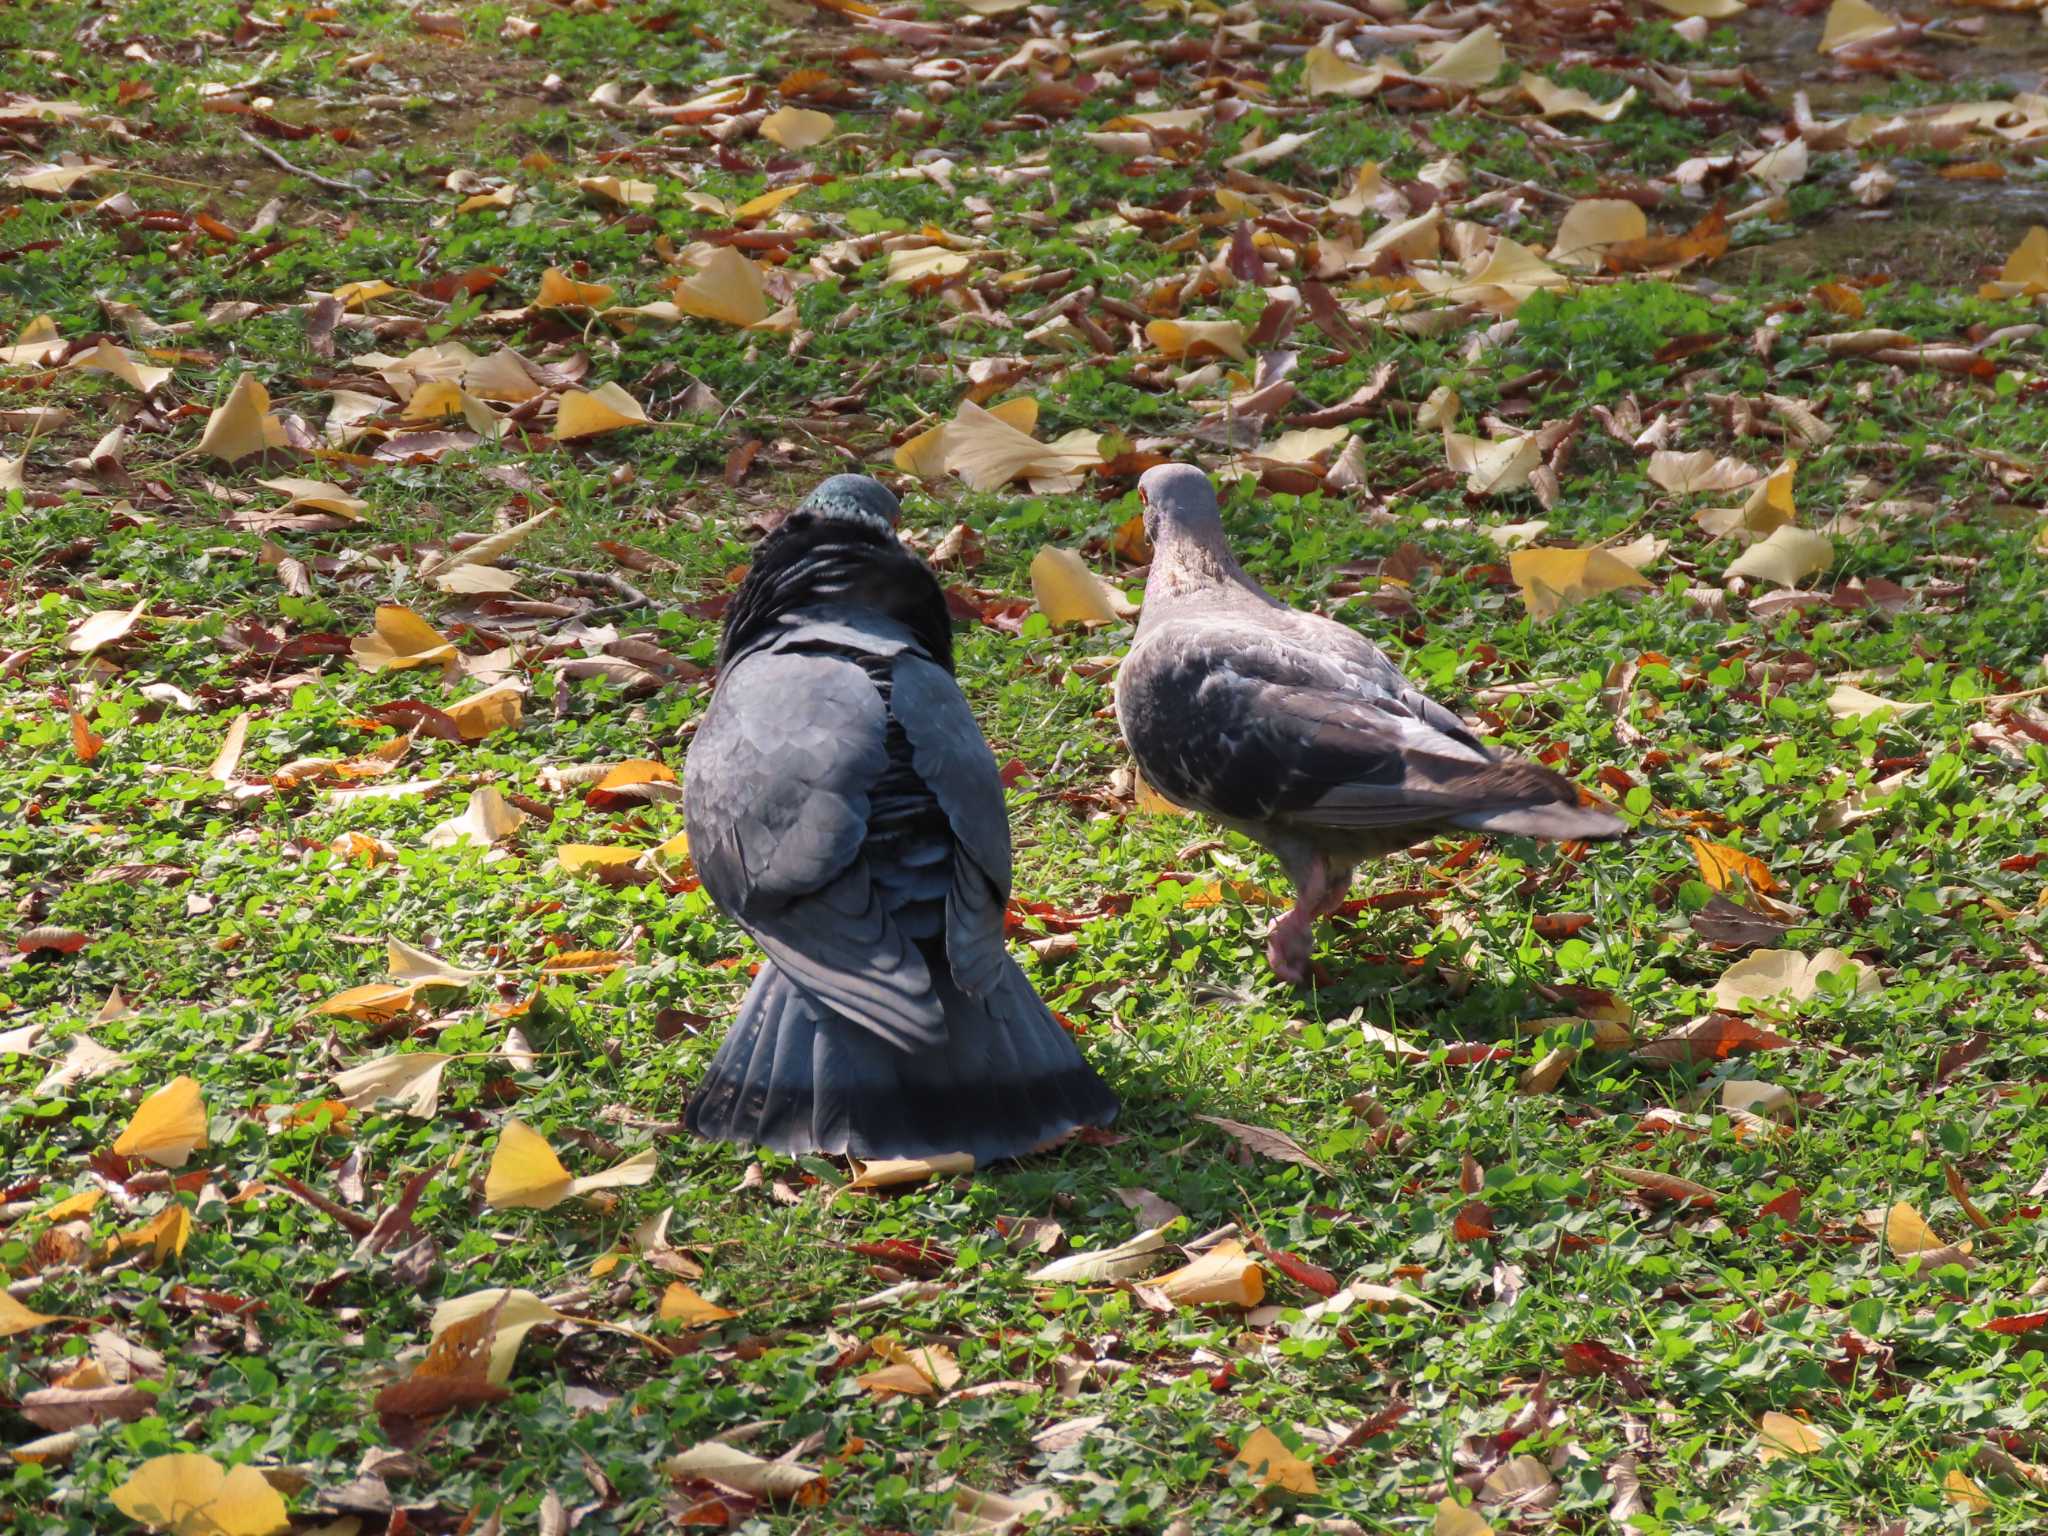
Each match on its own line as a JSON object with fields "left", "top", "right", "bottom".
{"left": 721, "top": 519, "right": 952, "bottom": 672}
{"left": 1144, "top": 519, "right": 1279, "bottom": 615}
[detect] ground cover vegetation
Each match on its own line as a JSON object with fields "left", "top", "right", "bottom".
{"left": 4, "top": 0, "right": 2048, "bottom": 1531}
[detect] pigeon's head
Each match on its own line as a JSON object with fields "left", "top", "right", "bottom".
{"left": 1136, "top": 462, "right": 1220, "bottom": 544}
{"left": 793, "top": 474, "right": 901, "bottom": 533}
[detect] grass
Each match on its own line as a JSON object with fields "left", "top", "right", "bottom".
{"left": 5, "top": 0, "right": 2048, "bottom": 1532}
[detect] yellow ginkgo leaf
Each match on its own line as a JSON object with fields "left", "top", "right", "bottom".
{"left": 1725, "top": 526, "right": 1834, "bottom": 588}
{"left": 485, "top": 1118, "right": 657, "bottom": 1210}
{"left": 350, "top": 605, "right": 458, "bottom": 673}
{"left": 1699, "top": 459, "right": 1797, "bottom": 538}
{"left": 733, "top": 182, "right": 807, "bottom": 221}
{"left": 1523, "top": 78, "right": 1636, "bottom": 122}
{"left": 1155, "top": 1240, "right": 1265, "bottom": 1306}
{"left": 556, "top": 844, "right": 648, "bottom": 875}
{"left": 555, "top": 382, "right": 651, "bottom": 441}
{"left": 5, "top": 162, "right": 96, "bottom": 195}
{"left": 123, "top": 1203, "right": 194, "bottom": 1265}
{"left": 1549, "top": 199, "right": 1649, "bottom": 269}
{"left": 1509, "top": 548, "right": 1653, "bottom": 622}
{"left": 576, "top": 174, "right": 658, "bottom": 207}
{"left": 1415, "top": 25, "right": 1504, "bottom": 88}
{"left": 1827, "top": 684, "right": 1926, "bottom": 722}
{"left": 1433, "top": 1499, "right": 1494, "bottom": 1536}
{"left": 1820, "top": 0, "right": 1899, "bottom": 53}
{"left": 660, "top": 1283, "right": 739, "bottom": 1326}
{"left": 463, "top": 348, "right": 544, "bottom": 403}
{"left": 333, "top": 280, "right": 398, "bottom": 309}
{"left": 1714, "top": 947, "right": 1879, "bottom": 1010}
{"left": 1444, "top": 428, "right": 1543, "bottom": 496}
{"left": 444, "top": 680, "right": 524, "bottom": 741}
{"left": 387, "top": 937, "right": 488, "bottom": 986}
{"left": 672, "top": 246, "right": 770, "bottom": 328}
{"left": 1884, "top": 1200, "right": 1968, "bottom": 1256}
{"left": 759, "top": 106, "right": 836, "bottom": 149}
{"left": 845, "top": 1152, "right": 976, "bottom": 1190}
{"left": 1146, "top": 318, "right": 1249, "bottom": 363}
{"left": 425, "top": 786, "right": 529, "bottom": 849}
{"left": 0, "top": 1291, "right": 63, "bottom": 1338}
{"left": 939, "top": 401, "right": 1103, "bottom": 492}
{"left": 1649, "top": 450, "right": 1761, "bottom": 495}
{"left": 1031, "top": 547, "right": 1128, "bottom": 628}
{"left": 1649, "top": 0, "right": 1745, "bottom": 14}
{"left": 429, "top": 1287, "right": 568, "bottom": 1385}
{"left": 333, "top": 1050, "right": 453, "bottom": 1117}
{"left": 0, "top": 312, "right": 63, "bottom": 365}
{"left": 887, "top": 245, "right": 973, "bottom": 284}
{"left": 484, "top": 1118, "right": 576, "bottom": 1209}
{"left": 1944, "top": 1468, "right": 1993, "bottom": 1513}
{"left": 254, "top": 476, "right": 367, "bottom": 518}
{"left": 112, "top": 1076, "right": 207, "bottom": 1168}
{"left": 1758, "top": 1411, "right": 1829, "bottom": 1463}
{"left": 534, "top": 267, "right": 616, "bottom": 310}
{"left": 111, "top": 1453, "right": 290, "bottom": 1536}
{"left": 196, "top": 373, "right": 287, "bottom": 464}
{"left": 315, "top": 982, "right": 425, "bottom": 1022}
{"left": 1235, "top": 1426, "right": 1319, "bottom": 1495}
{"left": 69, "top": 342, "right": 172, "bottom": 395}
{"left": 1981, "top": 226, "right": 2048, "bottom": 299}
{"left": 1304, "top": 45, "right": 1389, "bottom": 99}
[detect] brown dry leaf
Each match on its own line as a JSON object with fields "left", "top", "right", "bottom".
{"left": 378, "top": 1296, "right": 514, "bottom": 1422}
{"left": 1194, "top": 1114, "right": 1333, "bottom": 1175}
{"left": 1234, "top": 1426, "right": 1319, "bottom": 1495}
{"left": 70, "top": 710, "right": 105, "bottom": 763}
{"left": 576, "top": 174, "right": 658, "bottom": 207}
{"left": 1609, "top": 1164, "right": 1718, "bottom": 1206}
{"left": 112, "top": 1075, "right": 208, "bottom": 1168}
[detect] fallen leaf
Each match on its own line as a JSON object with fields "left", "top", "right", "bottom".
{"left": 444, "top": 680, "right": 524, "bottom": 740}
{"left": 1820, "top": 0, "right": 1900, "bottom": 53}
{"left": 1444, "top": 427, "right": 1542, "bottom": 495}
{"left": 1194, "top": 1114, "right": 1332, "bottom": 1175}
{"left": 484, "top": 1118, "right": 656, "bottom": 1210}
{"left": 845, "top": 1152, "right": 975, "bottom": 1190}
{"left": 333, "top": 1051, "right": 453, "bottom": 1117}
{"left": 351, "top": 605, "right": 458, "bottom": 674}
{"left": 1725, "top": 526, "right": 1834, "bottom": 588}
{"left": 666, "top": 1442, "right": 826, "bottom": 1506}
{"left": 1029, "top": 1225, "right": 1172, "bottom": 1283}
{"left": 759, "top": 105, "right": 835, "bottom": 149}
{"left": 1031, "top": 547, "right": 1129, "bottom": 627}
{"left": 659, "top": 1283, "right": 738, "bottom": 1326}
{"left": 1827, "top": 684, "right": 1925, "bottom": 722}
{"left": 555, "top": 382, "right": 650, "bottom": 440}
{"left": 672, "top": 245, "right": 771, "bottom": 327}
{"left": 1714, "top": 948, "right": 1879, "bottom": 1010}
{"left": 1510, "top": 548, "right": 1653, "bottom": 621}
{"left": 1758, "top": 1411, "right": 1829, "bottom": 1463}
{"left": 111, "top": 1454, "right": 289, "bottom": 1536}
{"left": 112, "top": 1076, "right": 208, "bottom": 1168}
{"left": 1235, "top": 1426, "right": 1318, "bottom": 1495}
{"left": 1549, "top": 200, "right": 1649, "bottom": 269}
{"left": 196, "top": 374, "right": 286, "bottom": 463}
{"left": 425, "top": 786, "right": 529, "bottom": 848}
{"left": 1433, "top": 1499, "right": 1494, "bottom": 1536}
{"left": 1155, "top": 1239, "right": 1265, "bottom": 1306}
{"left": 67, "top": 600, "right": 145, "bottom": 655}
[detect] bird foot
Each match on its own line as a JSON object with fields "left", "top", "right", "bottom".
{"left": 1265, "top": 913, "right": 1315, "bottom": 987}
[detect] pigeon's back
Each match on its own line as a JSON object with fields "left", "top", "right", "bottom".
{"left": 683, "top": 484, "right": 1117, "bottom": 1160}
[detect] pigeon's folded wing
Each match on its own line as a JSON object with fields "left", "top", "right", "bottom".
{"left": 687, "top": 649, "right": 943, "bottom": 1051}
{"left": 890, "top": 654, "right": 1013, "bottom": 998}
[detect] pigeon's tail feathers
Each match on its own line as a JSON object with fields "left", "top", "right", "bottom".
{"left": 1449, "top": 800, "right": 1627, "bottom": 841}
{"left": 686, "top": 957, "right": 1117, "bottom": 1164}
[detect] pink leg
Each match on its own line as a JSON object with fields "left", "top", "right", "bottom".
{"left": 1266, "top": 855, "right": 1349, "bottom": 985}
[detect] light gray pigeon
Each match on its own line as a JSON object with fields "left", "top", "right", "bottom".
{"left": 683, "top": 474, "right": 1118, "bottom": 1160}
{"left": 1115, "top": 462, "right": 1625, "bottom": 985}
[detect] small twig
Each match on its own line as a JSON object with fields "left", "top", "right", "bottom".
{"left": 505, "top": 563, "right": 652, "bottom": 609}
{"left": 235, "top": 129, "right": 429, "bottom": 205}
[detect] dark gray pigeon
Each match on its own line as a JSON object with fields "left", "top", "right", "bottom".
{"left": 1115, "top": 463, "right": 1625, "bottom": 985}
{"left": 683, "top": 474, "right": 1118, "bottom": 1160}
